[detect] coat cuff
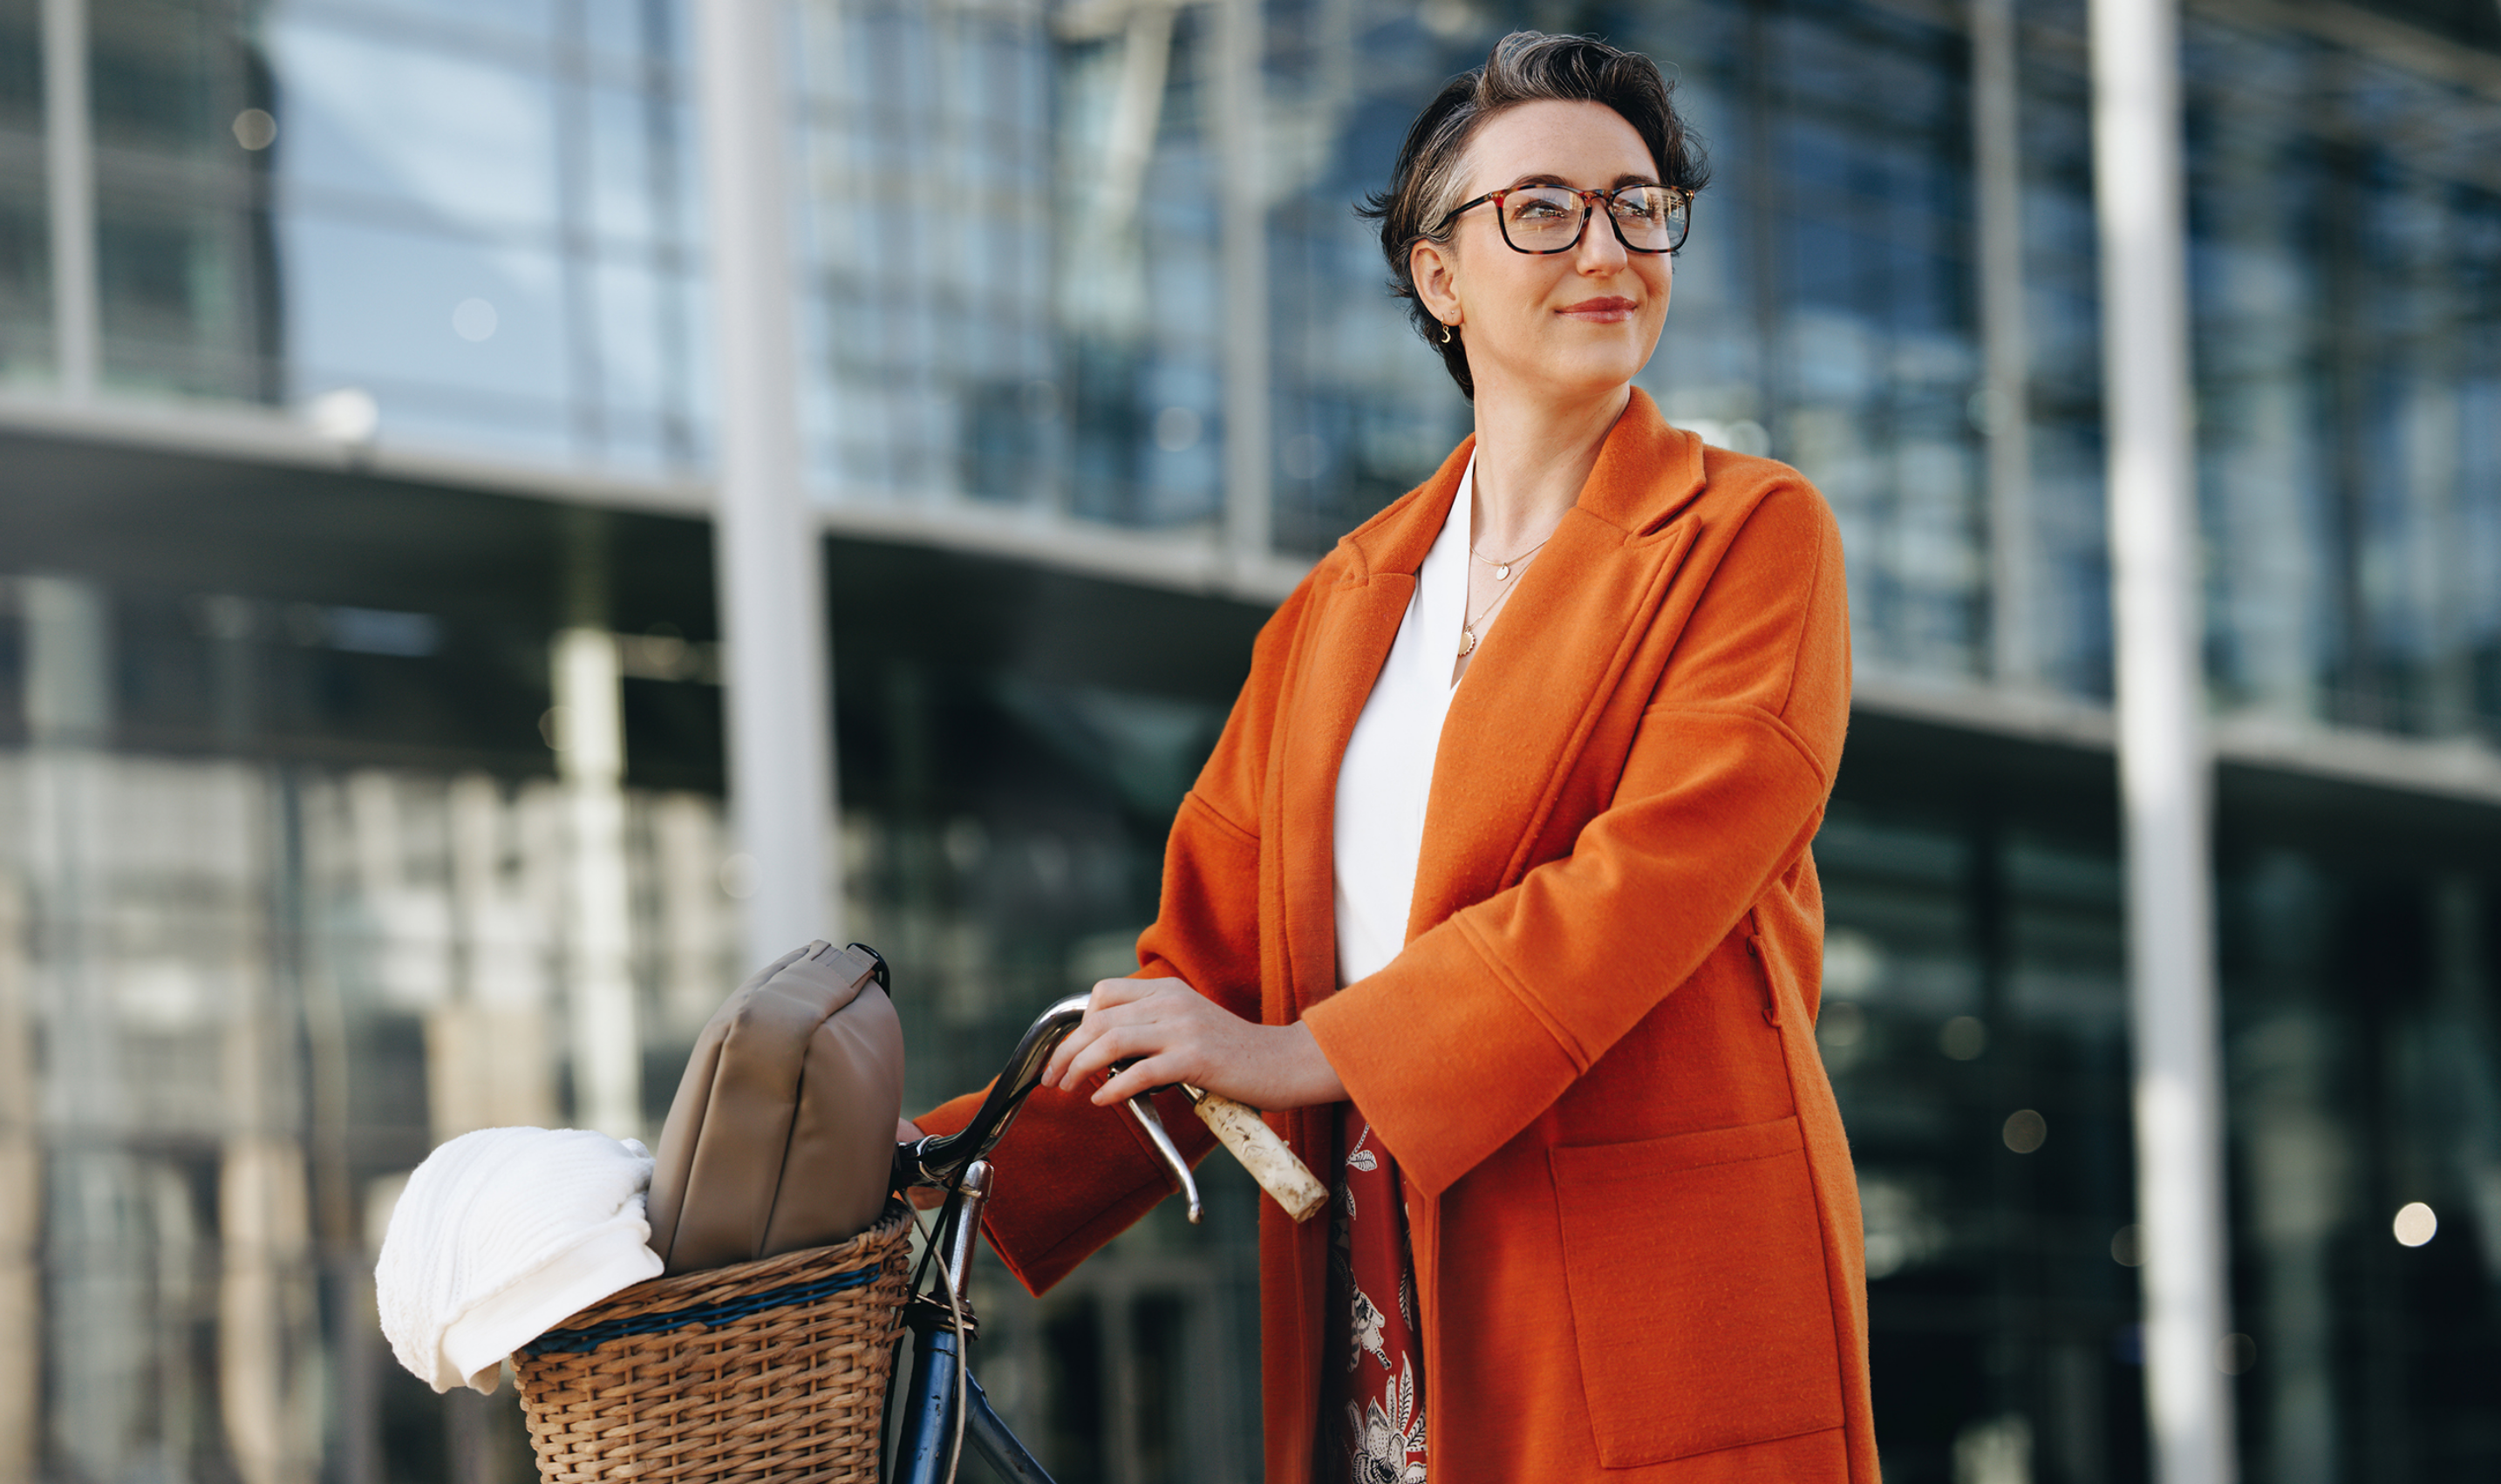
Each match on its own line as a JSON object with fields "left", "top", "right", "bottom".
{"left": 1300, "top": 920, "right": 1581, "bottom": 1200}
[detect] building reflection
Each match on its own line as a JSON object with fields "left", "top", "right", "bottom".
{"left": 0, "top": 0, "right": 2496, "bottom": 1482}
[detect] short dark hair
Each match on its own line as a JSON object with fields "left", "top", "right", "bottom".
{"left": 1360, "top": 31, "right": 1708, "bottom": 400}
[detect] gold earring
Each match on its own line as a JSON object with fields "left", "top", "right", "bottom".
{"left": 1440, "top": 322, "right": 1455, "bottom": 344}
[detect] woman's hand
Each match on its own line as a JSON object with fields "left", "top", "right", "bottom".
{"left": 1043, "top": 977, "right": 1346, "bottom": 1111}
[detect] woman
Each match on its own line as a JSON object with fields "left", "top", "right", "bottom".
{"left": 912, "top": 31, "right": 1874, "bottom": 1484}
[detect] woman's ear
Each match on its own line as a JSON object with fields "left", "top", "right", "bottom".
{"left": 1410, "top": 236, "right": 1461, "bottom": 330}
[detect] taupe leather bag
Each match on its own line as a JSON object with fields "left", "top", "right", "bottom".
{"left": 644, "top": 940, "right": 904, "bottom": 1276}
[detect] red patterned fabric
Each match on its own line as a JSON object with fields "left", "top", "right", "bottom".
{"left": 1317, "top": 1106, "right": 1426, "bottom": 1484}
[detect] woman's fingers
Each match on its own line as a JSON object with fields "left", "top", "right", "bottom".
{"left": 1037, "top": 973, "right": 1353, "bottom": 1111}
{"left": 1093, "top": 1054, "right": 1181, "bottom": 1106}
{"left": 1040, "top": 977, "right": 1350, "bottom": 1111}
{"left": 1062, "top": 1020, "right": 1187, "bottom": 1092}
{"left": 1040, "top": 1025, "right": 1087, "bottom": 1089}
{"left": 1039, "top": 982, "right": 1114, "bottom": 1086}
{"left": 1041, "top": 977, "right": 1179, "bottom": 1089}
{"left": 1043, "top": 977, "right": 1235, "bottom": 1095}
{"left": 1087, "top": 976, "right": 1156, "bottom": 1008}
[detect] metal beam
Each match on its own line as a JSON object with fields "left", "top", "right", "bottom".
{"left": 2087, "top": 0, "right": 2238, "bottom": 1480}
{"left": 0, "top": 391, "right": 1312, "bottom": 602}
{"left": 693, "top": 0, "right": 838, "bottom": 970}
{"left": 814, "top": 496, "right": 1309, "bottom": 604}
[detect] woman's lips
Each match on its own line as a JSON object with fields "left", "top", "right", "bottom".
{"left": 1557, "top": 296, "right": 1639, "bottom": 322}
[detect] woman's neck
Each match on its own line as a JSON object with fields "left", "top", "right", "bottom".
{"left": 1467, "top": 381, "right": 1631, "bottom": 558}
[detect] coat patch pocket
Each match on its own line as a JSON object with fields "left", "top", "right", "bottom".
{"left": 1550, "top": 1116, "right": 1844, "bottom": 1466}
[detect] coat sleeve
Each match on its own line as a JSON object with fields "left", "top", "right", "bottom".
{"left": 909, "top": 575, "right": 1315, "bottom": 1293}
{"left": 1301, "top": 476, "right": 1851, "bottom": 1199}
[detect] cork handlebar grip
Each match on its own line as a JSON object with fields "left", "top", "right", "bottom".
{"left": 1183, "top": 1086, "right": 1329, "bottom": 1222}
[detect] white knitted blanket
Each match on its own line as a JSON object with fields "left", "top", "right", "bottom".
{"left": 376, "top": 1127, "right": 664, "bottom": 1394}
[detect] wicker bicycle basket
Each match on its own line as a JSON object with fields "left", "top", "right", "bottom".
{"left": 514, "top": 1201, "right": 912, "bottom": 1484}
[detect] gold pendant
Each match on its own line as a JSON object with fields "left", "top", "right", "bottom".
{"left": 1457, "top": 626, "right": 1476, "bottom": 657}
{"left": 1495, "top": 563, "right": 1512, "bottom": 581}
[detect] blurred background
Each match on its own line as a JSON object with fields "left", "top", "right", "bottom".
{"left": 0, "top": 0, "right": 2497, "bottom": 1481}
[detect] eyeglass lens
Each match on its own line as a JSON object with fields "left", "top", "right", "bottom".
{"left": 1500, "top": 186, "right": 1687, "bottom": 253}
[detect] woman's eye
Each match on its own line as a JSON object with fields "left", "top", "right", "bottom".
{"left": 1512, "top": 200, "right": 1568, "bottom": 220}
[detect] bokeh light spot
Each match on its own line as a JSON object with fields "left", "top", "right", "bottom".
{"left": 1940, "top": 1015, "right": 1988, "bottom": 1059}
{"left": 2393, "top": 1201, "right": 2436, "bottom": 1247}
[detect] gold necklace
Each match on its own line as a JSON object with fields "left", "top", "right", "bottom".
{"left": 1458, "top": 572, "right": 1526, "bottom": 657}
{"left": 1469, "top": 534, "right": 1554, "bottom": 582}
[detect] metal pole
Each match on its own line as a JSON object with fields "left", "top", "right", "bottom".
{"left": 2087, "top": 0, "right": 2236, "bottom": 1480}
{"left": 1215, "top": 0, "right": 1271, "bottom": 575}
{"left": 693, "top": 0, "right": 838, "bottom": 969}
{"left": 554, "top": 629, "right": 643, "bottom": 1140}
{"left": 1973, "top": 0, "right": 2035, "bottom": 688}
{"left": 41, "top": 0, "right": 98, "bottom": 400}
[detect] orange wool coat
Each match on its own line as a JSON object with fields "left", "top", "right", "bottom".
{"left": 918, "top": 389, "right": 1876, "bottom": 1482}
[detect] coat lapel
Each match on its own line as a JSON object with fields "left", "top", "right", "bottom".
{"left": 1273, "top": 392, "right": 1711, "bottom": 1002}
{"left": 1274, "top": 439, "right": 1474, "bottom": 1015}
{"left": 1408, "top": 391, "right": 1707, "bottom": 935}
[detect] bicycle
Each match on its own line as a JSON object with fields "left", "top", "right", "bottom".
{"left": 883, "top": 991, "right": 1326, "bottom": 1484}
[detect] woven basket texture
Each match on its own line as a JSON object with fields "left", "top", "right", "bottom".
{"left": 515, "top": 1202, "right": 910, "bottom": 1484}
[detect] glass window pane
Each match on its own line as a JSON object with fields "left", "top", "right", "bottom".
{"left": 269, "top": 17, "right": 560, "bottom": 239}
{"left": 282, "top": 215, "right": 569, "bottom": 454}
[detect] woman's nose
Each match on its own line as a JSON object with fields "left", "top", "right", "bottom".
{"left": 1574, "top": 212, "right": 1629, "bottom": 273}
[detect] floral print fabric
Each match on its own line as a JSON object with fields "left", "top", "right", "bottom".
{"left": 1318, "top": 1105, "right": 1425, "bottom": 1484}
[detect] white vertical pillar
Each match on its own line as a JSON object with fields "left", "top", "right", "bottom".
{"left": 553, "top": 629, "right": 642, "bottom": 1140}
{"left": 22, "top": 577, "right": 141, "bottom": 1481}
{"left": 0, "top": 882, "right": 35, "bottom": 1484}
{"left": 217, "top": 1139, "right": 313, "bottom": 1484}
{"left": 2088, "top": 0, "right": 2237, "bottom": 1481}
{"left": 693, "top": 0, "right": 838, "bottom": 969}
{"left": 23, "top": 578, "right": 115, "bottom": 1140}
{"left": 41, "top": 0, "right": 98, "bottom": 400}
{"left": 1215, "top": 0, "right": 1272, "bottom": 575}
{"left": 1973, "top": 0, "right": 2035, "bottom": 688}
{"left": 446, "top": 775, "right": 557, "bottom": 1133}
{"left": 213, "top": 768, "right": 312, "bottom": 1484}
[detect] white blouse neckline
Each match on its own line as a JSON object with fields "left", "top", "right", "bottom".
{"left": 1331, "top": 457, "right": 1474, "bottom": 989}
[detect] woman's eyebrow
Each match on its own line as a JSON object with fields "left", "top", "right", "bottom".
{"left": 1504, "top": 171, "right": 1666, "bottom": 189}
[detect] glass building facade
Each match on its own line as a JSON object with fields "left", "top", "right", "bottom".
{"left": 0, "top": 1, "right": 2495, "bottom": 1481}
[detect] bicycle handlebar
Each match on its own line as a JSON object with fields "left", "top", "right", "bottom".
{"left": 894, "top": 995, "right": 1327, "bottom": 1223}
{"left": 896, "top": 994, "right": 1093, "bottom": 1191}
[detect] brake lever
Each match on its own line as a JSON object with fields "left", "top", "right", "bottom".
{"left": 1121, "top": 1093, "right": 1203, "bottom": 1224}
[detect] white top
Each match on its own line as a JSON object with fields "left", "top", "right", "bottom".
{"left": 1332, "top": 457, "right": 1474, "bottom": 987}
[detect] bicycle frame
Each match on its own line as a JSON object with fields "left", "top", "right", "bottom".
{"left": 889, "top": 1160, "right": 1051, "bottom": 1484}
